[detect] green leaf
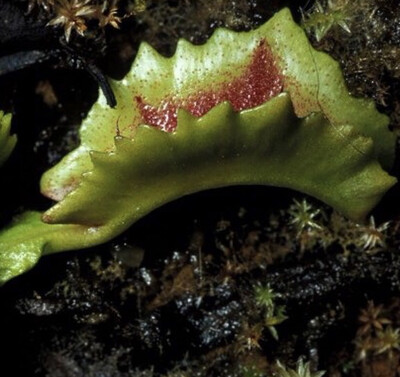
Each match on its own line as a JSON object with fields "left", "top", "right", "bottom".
{"left": 0, "top": 111, "right": 16, "bottom": 167}
{"left": 41, "top": 8, "right": 395, "bottom": 200}
{"left": 0, "top": 212, "right": 90, "bottom": 284}
{"left": 42, "top": 94, "right": 396, "bottom": 227}
{"left": 0, "top": 8, "right": 396, "bottom": 284}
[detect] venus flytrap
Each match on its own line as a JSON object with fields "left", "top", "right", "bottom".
{"left": 0, "top": 8, "right": 396, "bottom": 284}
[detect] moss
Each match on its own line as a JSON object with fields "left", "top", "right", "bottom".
{"left": 302, "top": 0, "right": 400, "bottom": 130}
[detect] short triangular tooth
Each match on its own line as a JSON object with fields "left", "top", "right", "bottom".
{"left": 132, "top": 125, "right": 171, "bottom": 151}
{"left": 114, "top": 135, "right": 133, "bottom": 150}
{"left": 89, "top": 150, "right": 111, "bottom": 166}
{"left": 175, "top": 38, "right": 196, "bottom": 54}
{"left": 134, "top": 41, "right": 164, "bottom": 66}
{"left": 131, "top": 42, "right": 170, "bottom": 83}
{"left": 174, "top": 102, "right": 235, "bottom": 137}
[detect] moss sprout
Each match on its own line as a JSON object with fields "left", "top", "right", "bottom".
{"left": 288, "top": 199, "right": 323, "bottom": 237}
{"left": 355, "top": 300, "right": 400, "bottom": 365}
{"left": 357, "top": 301, "right": 392, "bottom": 336}
{"left": 302, "top": 0, "right": 353, "bottom": 42}
{"left": 275, "top": 359, "right": 325, "bottom": 377}
{"left": 28, "top": 0, "right": 147, "bottom": 42}
{"left": 355, "top": 217, "right": 390, "bottom": 253}
{"left": 375, "top": 326, "right": 400, "bottom": 358}
{"left": 302, "top": 0, "right": 400, "bottom": 129}
{"left": 254, "top": 284, "right": 287, "bottom": 340}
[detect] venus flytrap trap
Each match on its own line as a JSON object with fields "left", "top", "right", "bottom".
{"left": 0, "top": 8, "right": 397, "bottom": 284}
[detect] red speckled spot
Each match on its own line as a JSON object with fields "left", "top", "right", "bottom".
{"left": 135, "top": 97, "right": 178, "bottom": 132}
{"left": 136, "top": 40, "right": 282, "bottom": 132}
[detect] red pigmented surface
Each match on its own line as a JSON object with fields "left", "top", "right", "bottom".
{"left": 136, "top": 40, "right": 282, "bottom": 132}
{"left": 135, "top": 97, "right": 178, "bottom": 132}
